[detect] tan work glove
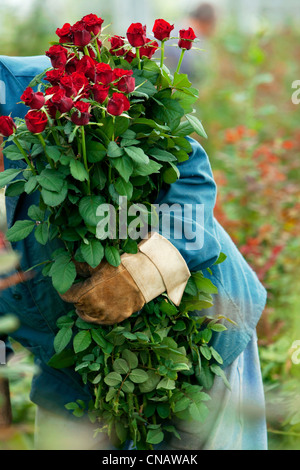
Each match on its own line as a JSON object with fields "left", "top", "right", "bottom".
{"left": 60, "top": 232, "right": 191, "bottom": 325}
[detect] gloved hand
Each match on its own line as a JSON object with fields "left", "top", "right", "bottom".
{"left": 60, "top": 232, "right": 191, "bottom": 325}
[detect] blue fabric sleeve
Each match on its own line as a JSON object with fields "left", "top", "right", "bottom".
{"left": 155, "top": 137, "right": 221, "bottom": 271}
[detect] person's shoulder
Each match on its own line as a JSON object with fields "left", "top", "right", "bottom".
{"left": 0, "top": 55, "right": 50, "bottom": 78}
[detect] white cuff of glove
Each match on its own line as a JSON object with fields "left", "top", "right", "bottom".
{"left": 121, "top": 232, "right": 191, "bottom": 306}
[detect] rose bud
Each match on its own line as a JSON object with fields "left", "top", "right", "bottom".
{"left": 139, "top": 39, "right": 159, "bottom": 59}
{"left": 45, "top": 45, "right": 68, "bottom": 69}
{"left": 113, "top": 69, "right": 135, "bottom": 94}
{"left": 109, "top": 35, "right": 126, "bottom": 56}
{"left": 96, "top": 63, "right": 113, "bottom": 86}
{"left": 70, "top": 72, "right": 90, "bottom": 97}
{"left": 126, "top": 23, "right": 147, "bottom": 48}
{"left": 56, "top": 23, "right": 73, "bottom": 43}
{"left": 107, "top": 92, "right": 130, "bottom": 116}
{"left": 152, "top": 19, "right": 174, "bottom": 41}
{"left": 124, "top": 50, "right": 136, "bottom": 64}
{"left": 178, "top": 27, "right": 197, "bottom": 50}
{"left": 45, "top": 68, "right": 65, "bottom": 85}
{"left": 92, "top": 84, "right": 110, "bottom": 103}
{"left": 76, "top": 55, "right": 97, "bottom": 82}
{"left": 21, "top": 87, "right": 45, "bottom": 110}
{"left": 65, "top": 53, "right": 80, "bottom": 75}
{"left": 60, "top": 75, "right": 77, "bottom": 97}
{"left": 82, "top": 14, "right": 104, "bottom": 36}
{"left": 25, "top": 110, "right": 48, "bottom": 134}
{"left": 71, "top": 20, "right": 91, "bottom": 47}
{"left": 51, "top": 88, "right": 74, "bottom": 113}
{"left": 0, "top": 116, "right": 16, "bottom": 137}
{"left": 71, "top": 101, "right": 91, "bottom": 126}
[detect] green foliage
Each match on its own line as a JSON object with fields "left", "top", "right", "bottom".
{"left": 48, "top": 271, "right": 229, "bottom": 450}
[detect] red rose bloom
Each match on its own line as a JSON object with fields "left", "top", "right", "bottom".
{"left": 152, "top": 19, "right": 174, "bottom": 41}
{"left": 45, "top": 45, "right": 68, "bottom": 69}
{"left": 92, "top": 84, "right": 110, "bottom": 103}
{"left": 113, "top": 69, "right": 135, "bottom": 94}
{"left": 76, "top": 55, "right": 97, "bottom": 82}
{"left": 109, "top": 36, "right": 126, "bottom": 56}
{"left": 124, "top": 50, "right": 136, "bottom": 64}
{"left": 21, "top": 87, "right": 45, "bottom": 110}
{"left": 178, "top": 27, "right": 197, "bottom": 50}
{"left": 139, "top": 39, "right": 159, "bottom": 59}
{"left": 107, "top": 92, "right": 130, "bottom": 116}
{"left": 65, "top": 54, "right": 80, "bottom": 75}
{"left": 71, "top": 101, "right": 91, "bottom": 126}
{"left": 56, "top": 23, "right": 73, "bottom": 43}
{"left": 126, "top": 23, "right": 147, "bottom": 48}
{"left": 0, "top": 116, "right": 16, "bottom": 137}
{"left": 96, "top": 63, "right": 113, "bottom": 86}
{"left": 82, "top": 14, "right": 104, "bottom": 35}
{"left": 59, "top": 76, "right": 77, "bottom": 97}
{"left": 45, "top": 68, "right": 65, "bottom": 85}
{"left": 25, "top": 110, "right": 48, "bottom": 134}
{"left": 70, "top": 72, "right": 90, "bottom": 97}
{"left": 71, "top": 21, "right": 91, "bottom": 47}
{"left": 51, "top": 88, "right": 74, "bottom": 113}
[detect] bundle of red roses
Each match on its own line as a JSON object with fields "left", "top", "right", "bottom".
{"left": 0, "top": 14, "right": 228, "bottom": 450}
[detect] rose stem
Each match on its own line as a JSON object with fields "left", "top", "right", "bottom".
{"left": 175, "top": 48, "right": 186, "bottom": 74}
{"left": 160, "top": 40, "right": 165, "bottom": 69}
{"left": 136, "top": 47, "right": 141, "bottom": 70}
{"left": 80, "top": 125, "right": 91, "bottom": 195}
{"left": 13, "top": 137, "right": 37, "bottom": 175}
{"left": 37, "top": 134, "right": 55, "bottom": 169}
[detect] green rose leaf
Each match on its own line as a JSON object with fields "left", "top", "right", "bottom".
{"left": 5, "top": 220, "right": 35, "bottom": 243}
{"left": 70, "top": 159, "right": 89, "bottom": 182}
{"left": 0, "top": 168, "right": 23, "bottom": 188}
{"left": 104, "top": 372, "right": 123, "bottom": 387}
{"left": 54, "top": 326, "right": 73, "bottom": 354}
{"left": 80, "top": 239, "right": 104, "bottom": 268}
{"left": 129, "top": 369, "right": 149, "bottom": 384}
{"left": 73, "top": 330, "right": 92, "bottom": 354}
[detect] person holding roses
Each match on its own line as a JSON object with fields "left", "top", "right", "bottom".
{"left": 0, "top": 17, "right": 267, "bottom": 450}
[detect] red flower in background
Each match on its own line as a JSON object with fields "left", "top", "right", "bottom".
{"left": 124, "top": 50, "right": 136, "bottom": 64}
{"left": 113, "top": 69, "right": 135, "bottom": 93}
{"left": 51, "top": 88, "right": 74, "bottom": 113}
{"left": 56, "top": 23, "right": 73, "bottom": 44}
{"left": 139, "top": 39, "right": 159, "bottom": 59}
{"left": 82, "top": 14, "right": 104, "bottom": 36}
{"left": 107, "top": 93, "right": 130, "bottom": 116}
{"left": 178, "top": 27, "right": 197, "bottom": 50}
{"left": 127, "top": 23, "right": 147, "bottom": 48}
{"left": 45, "top": 45, "right": 68, "bottom": 69}
{"left": 92, "top": 84, "right": 110, "bottom": 103}
{"left": 71, "top": 101, "right": 91, "bottom": 125}
{"left": 45, "top": 68, "right": 65, "bottom": 85}
{"left": 96, "top": 63, "right": 113, "bottom": 86}
{"left": 25, "top": 110, "right": 48, "bottom": 133}
{"left": 0, "top": 116, "right": 16, "bottom": 137}
{"left": 21, "top": 87, "right": 45, "bottom": 110}
{"left": 152, "top": 19, "right": 174, "bottom": 41}
{"left": 76, "top": 55, "right": 97, "bottom": 82}
{"left": 109, "top": 36, "right": 126, "bottom": 56}
{"left": 71, "top": 21, "right": 91, "bottom": 47}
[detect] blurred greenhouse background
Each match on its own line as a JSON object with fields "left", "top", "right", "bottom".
{"left": 0, "top": 0, "right": 300, "bottom": 451}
